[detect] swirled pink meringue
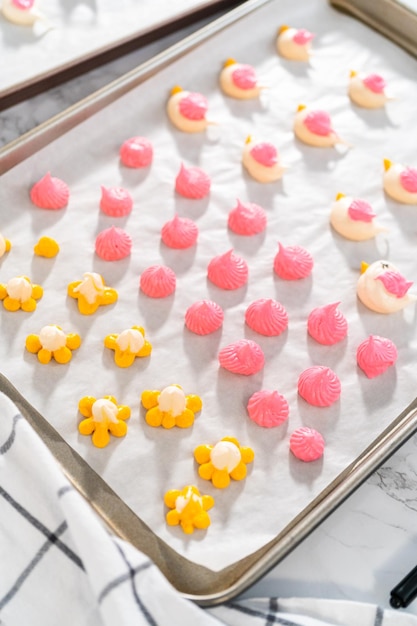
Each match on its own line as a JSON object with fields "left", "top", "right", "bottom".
{"left": 250, "top": 142, "right": 278, "bottom": 167}
{"left": 307, "top": 302, "right": 348, "bottom": 345}
{"left": 207, "top": 249, "right": 248, "bottom": 290}
{"left": 95, "top": 226, "right": 132, "bottom": 261}
{"left": 231, "top": 64, "right": 257, "bottom": 89}
{"left": 376, "top": 270, "right": 413, "bottom": 298}
{"left": 304, "top": 110, "right": 332, "bottom": 136}
{"left": 119, "top": 136, "right": 153, "bottom": 168}
{"left": 290, "top": 427, "right": 325, "bottom": 462}
{"left": 175, "top": 163, "right": 211, "bottom": 199}
{"left": 161, "top": 214, "right": 198, "bottom": 249}
{"left": 357, "top": 335, "right": 398, "bottom": 378}
{"left": 178, "top": 92, "right": 208, "bottom": 120}
{"left": 140, "top": 265, "right": 176, "bottom": 298}
{"left": 363, "top": 74, "right": 386, "bottom": 94}
{"left": 13, "top": 0, "right": 35, "bottom": 9}
{"left": 228, "top": 199, "right": 267, "bottom": 235}
{"left": 245, "top": 299, "right": 288, "bottom": 336}
{"left": 293, "top": 29, "right": 314, "bottom": 45}
{"left": 185, "top": 300, "right": 224, "bottom": 335}
{"left": 273, "top": 242, "right": 313, "bottom": 280}
{"left": 30, "top": 172, "right": 69, "bottom": 210}
{"left": 400, "top": 167, "right": 417, "bottom": 193}
{"left": 247, "top": 390, "right": 289, "bottom": 427}
{"left": 100, "top": 186, "right": 133, "bottom": 217}
{"left": 218, "top": 339, "right": 264, "bottom": 375}
{"left": 298, "top": 366, "right": 341, "bottom": 407}
{"left": 348, "top": 199, "right": 376, "bottom": 222}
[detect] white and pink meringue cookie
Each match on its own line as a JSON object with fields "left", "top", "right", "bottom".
{"left": 1, "top": 0, "right": 44, "bottom": 26}
{"left": 294, "top": 105, "right": 344, "bottom": 148}
{"left": 357, "top": 260, "right": 416, "bottom": 314}
{"left": 167, "top": 86, "right": 210, "bottom": 133}
{"left": 348, "top": 71, "right": 391, "bottom": 109}
{"left": 383, "top": 159, "right": 417, "bottom": 205}
{"left": 242, "top": 136, "right": 285, "bottom": 182}
{"left": 276, "top": 25, "right": 314, "bottom": 61}
{"left": 330, "top": 193, "right": 385, "bottom": 241}
{"left": 219, "top": 59, "right": 263, "bottom": 99}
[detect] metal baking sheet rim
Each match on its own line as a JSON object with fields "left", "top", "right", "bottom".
{"left": 1, "top": 0, "right": 417, "bottom": 603}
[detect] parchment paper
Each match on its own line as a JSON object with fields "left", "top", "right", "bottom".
{"left": 1, "top": 0, "right": 417, "bottom": 571}
{"left": 0, "top": 0, "right": 220, "bottom": 94}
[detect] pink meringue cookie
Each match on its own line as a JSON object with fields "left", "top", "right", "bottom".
{"left": 100, "top": 186, "right": 133, "bottom": 217}
{"left": 356, "top": 335, "right": 398, "bottom": 378}
{"left": 185, "top": 300, "right": 224, "bottom": 335}
{"left": 175, "top": 163, "right": 211, "bottom": 199}
{"left": 95, "top": 226, "right": 132, "bottom": 261}
{"left": 218, "top": 339, "right": 264, "bottom": 375}
{"left": 119, "top": 136, "right": 153, "bottom": 168}
{"left": 400, "top": 168, "right": 417, "bottom": 194}
{"left": 363, "top": 74, "right": 386, "bottom": 94}
{"left": 228, "top": 200, "right": 267, "bottom": 236}
{"left": 30, "top": 172, "right": 69, "bottom": 210}
{"left": 178, "top": 92, "right": 208, "bottom": 120}
{"left": 298, "top": 366, "right": 341, "bottom": 407}
{"left": 207, "top": 249, "right": 248, "bottom": 290}
{"left": 140, "top": 265, "right": 176, "bottom": 298}
{"left": 273, "top": 242, "right": 313, "bottom": 280}
{"left": 247, "top": 390, "right": 289, "bottom": 427}
{"left": 245, "top": 299, "right": 288, "bottom": 336}
{"left": 161, "top": 214, "right": 198, "bottom": 249}
{"left": 307, "top": 302, "right": 348, "bottom": 345}
{"left": 290, "top": 427, "right": 325, "bottom": 462}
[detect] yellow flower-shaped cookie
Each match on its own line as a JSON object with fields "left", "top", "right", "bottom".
{"left": 104, "top": 326, "right": 152, "bottom": 367}
{"left": 194, "top": 437, "right": 254, "bottom": 488}
{"left": 26, "top": 324, "right": 81, "bottom": 364}
{"left": 141, "top": 384, "right": 202, "bottom": 429}
{"left": 0, "top": 276, "right": 43, "bottom": 312}
{"left": 68, "top": 272, "right": 117, "bottom": 315}
{"left": 78, "top": 395, "right": 130, "bottom": 448}
{"left": 164, "top": 485, "right": 214, "bottom": 534}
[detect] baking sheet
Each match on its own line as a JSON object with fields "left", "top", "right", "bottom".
{"left": 1, "top": 0, "right": 417, "bottom": 576}
{"left": 0, "top": 0, "right": 237, "bottom": 105}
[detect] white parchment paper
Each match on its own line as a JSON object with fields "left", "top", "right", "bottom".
{"left": 0, "top": 0, "right": 219, "bottom": 94}
{"left": 1, "top": 0, "right": 417, "bottom": 571}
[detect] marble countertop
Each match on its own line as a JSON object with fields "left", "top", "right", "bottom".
{"left": 1, "top": 8, "right": 417, "bottom": 618}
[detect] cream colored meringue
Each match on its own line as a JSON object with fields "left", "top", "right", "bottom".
{"left": 330, "top": 194, "right": 385, "bottom": 241}
{"left": 348, "top": 71, "right": 389, "bottom": 109}
{"left": 357, "top": 260, "right": 416, "bottom": 314}
{"left": 383, "top": 160, "right": 417, "bottom": 205}
{"left": 1, "top": 0, "right": 43, "bottom": 26}
{"left": 242, "top": 137, "right": 284, "bottom": 182}
{"left": 219, "top": 59, "right": 262, "bottom": 99}
{"left": 167, "top": 87, "right": 209, "bottom": 133}
{"left": 294, "top": 105, "right": 341, "bottom": 148}
{"left": 276, "top": 25, "right": 314, "bottom": 61}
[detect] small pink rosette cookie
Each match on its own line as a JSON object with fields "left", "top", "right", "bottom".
{"left": 245, "top": 299, "right": 288, "bottom": 336}
{"left": 298, "top": 366, "right": 341, "bottom": 407}
{"left": 356, "top": 335, "right": 397, "bottom": 378}
{"left": 30, "top": 172, "right": 69, "bottom": 210}
{"left": 218, "top": 339, "right": 264, "bottom": 375}
{"left": 207, "top": 249, "right": 248, "bottom": 290}
{"left": 228, "top": 199, "right": 267, "bottom": 235}
{"left": 307, "top": 302, "right": 348, "bottom": 345}
{"left": 119, "top": 136, "right": 153, "bottom": 168}
{"left": 175, "top": 163, "right": 211, "bottom": 199}
{"left": 185, "top": 300, "right": 224, "bottom": 335}
{"left": 140, "top": 265, "right": 176, "bottom": 298}
{"left": 247, "top": 390, "right": 289, "bottom": 427}
{"left": 290, "top": 427, "right": 325, "bottom": 462}
{"left": 161, "top": 215, "right": 198, "bottom": 249}
{"left": 95, "top": 227, "right": 132, "bottom": 261}
{"left": 100, "top": 186, "right": 133, "bottom": 217}
{"left": 273, "top": 242, "right": 313, "bottom": 280}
